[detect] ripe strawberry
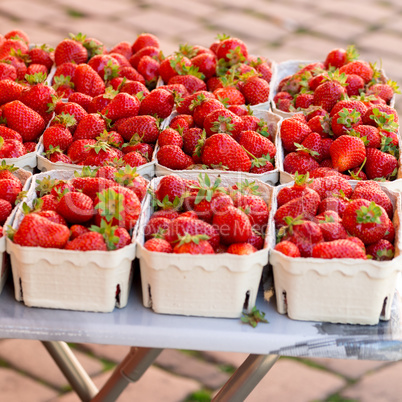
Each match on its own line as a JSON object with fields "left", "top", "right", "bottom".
{"left": 158, "top": 128, "right": 183, "bottom": 148}
{"left": 0, "top": 138, "right": 26, "bottom": 158}
{"left": 0, "top": 126, "right": 23, "bottom": 144}
{"left": 173, "top": 233, "right": 215, "bottom": 254}
{"left": 329, "top": 135, "right": 366, "bottom": 172}
{"left": 159, "top": 54, "right": 192, "bottom": 83}
{"left": 139, "top": 88, "right": 174, "bottom": 119}
{"left": 0, "top": 199, "right": 12, "bottom": 225}
{"left": 201, "top": 133, "right": 251, "bottom": 172}
{"left": 280, "top": 118, "right": 312, "bottom": 152}
{"left": 191, "top": 97, "right": 224, "bottom": 126}
{"left": 318, "top": 219, "right": 348, "bottom": 242}
{"left": 81, "top": 141, "right": 120, "bottom": 167}
{"left": 352, "top": 125, "right": 381, "bottom": 148}
{"left": 294, "top": 93, "right": 314, "bottom": 109}
{"left": 77, "top": 177, "right": 117, "bottom": 200}
{"left": 123, "top": 151, "right": 148, "bottom": 167}
{"left": 339, "top": 60, "right": 373, "bottom": 83}
{"left": 67, "top": 139, "right": 96, "bottom": 164}
{"left": 129, "top": 45, "right": 161, "bottom": 68}
{"left": 313, "top": 80, "right": 346, "bottom": 112}
{"left": 0, "top": 79, "right": 25, "bottom": 106}
{"left": 4, "top": 29, "right": 29, "bottom": 43}
{"left": 0, "top": 38, "right": 28, "bottom": 59}
{"left": 132, "top": 33, "right": 160, "bottom": 53}
{"left": 101, "top": 92, "right": 140, "bottom": 122}
{"left": 191, "top": 52, "right": 217, "bottom": 80}
{"left": 2, "top": 100, "right": 45, "bottom": 142}
{"left": 53, "top": 62, "right": 78, "bottom": 83}
{"left": 283, "top": 150, "right": 320, "bottom": 175}
{"left": 155, "top": 175, "right": 187, "bottom": 205}
{"left": 69, "top": 224, "right": 90, "bottom": 240}
{"left": 312, "top": 239, "right": 366, "bottom": 259}
{"left": 213, "top": 86, "right": 245, "bottom": 105}
{"left": 144, "top": 238, "right": 173, "bottom": 253}
{"left": 366, "top": 239, "right": 394, "bottom": 261}
{"left": 238, "top": 130, "right": 276, "bottom": 159}
{"left": 157, "top": 145, "right": 193, "bottom": 170}
{"left": 168, "top": 74, "right": 207, "bottom": 94}
{"left": 54, "top": 35, "right": 88, "bottom": 66}
{"left": 330, "top": 108, "right": 362, "bottom": 138}
{"left": 330, "top": 99, "right": 367, "bottom": 118}
{"left": 43, "top": 125, "right": 73, "bottom": 152}
{"left": 308, "top": 176, "right": 353, "bottom": 200}
{"left": 235, "top": 194, "right": 270, "bottom": 230}
{"left": 203, "top": 109, "right": 243, "bottom": 140}
{"left": 324, "top": 46, "right": 357, "bottom": 69}
{"left": 74, "top": 64, "right": 106, "bottom": 97}
{"left": 216, "top": 37, "right": 248, "bottom": 64}
{"left": 32, "top": 210, "right": 67, "bottom": 226}
{"left": 28, "top": 44, "right": 54, "bottom": 72}
{"left": 274, "top": 240, "right": 301, "bottom": 257}
{"left": 120, "top": 79, "right": 150, "bottom": 97}
{"left": 73, "top": 113, "right": 107, "bottom": 141}
{"left": 118, "top": 65, "right": 146, "bottom": 84}
{"left": 55, "top": 102, "right": 88, "bottom": 130}
{"left": 45, "top": 146, "right": 72, "bottom": 164}
{"left": 0, "top": 62, "right": 17, "bottom": 81}
{"left": 276, "top": 174, "right": 312, "bottom": 207}
{"left": 274, "top": 189, "right": 321, "bottom": 228}
{"left": 362, "top": 104, "right": 399, "bottom": 126}
{"left": 56, "top": 192, "right": 94, "bottom": 224}
{"left": 367, "top": 81, "right": 399, "bottom": 104}
{"left": 342, "top": 199, "right": 389, "bottom": 245}
{"left": 365, "top": 147, "right": 398, "bottom": 180}
{"left": 144, "top": 216, "right": 170, "bottom": 241}
{"left": 13, "top": 213, "right": 70, "bottom": 249}
{"left": 137, "top": 55, "right": 160, "bottom": 86}
{"left": 117, "top": 115, "right": 160, "bottom": 143}
{"left": 165, "top": 217, "right": 220, "bottom": 250}
{"left": 345, "top": 74, "right": 365, "bottom": 96}
{"left": 227, "top": 242, "right": 257, "bottom": 255}
{"left": 241, "top": 76, "right": 270, "bottom": 105}
{"left": 65, "top": 231, "right": 107, "bottom": 251}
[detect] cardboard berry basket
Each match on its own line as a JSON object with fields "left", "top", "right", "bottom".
{"left": 136, "top": 173, "right": 274, "bottom": 318}
{"left": 36, "top": 137, "right": 157, "bottom": 181}
{"left": 276, "top": 117, "right": 402, "bottom": 191}
{"left": 6, "top": 169, "right": 144, "bottom": 313}
{"left": 270, "top": 59, "right": 396, "bottom": 119}
{"left": 155, "top": 110, "right": 282, "bottom": 185}
{"left": 265, "top": 181, "right": 402, "bottom": 325}
{"left": 0, "top": 167, "right": 32, "bottom": 294}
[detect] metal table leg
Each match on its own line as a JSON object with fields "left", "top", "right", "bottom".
{"left": 91, "top": 346, "right": 162, "bottom": 402}
{"left": 42, "top": 341, "right": 99, "bottom": 402}
{"left": 212, "top": 354, "right": 279, "bottom": 402}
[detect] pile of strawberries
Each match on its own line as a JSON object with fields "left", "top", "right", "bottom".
{"left": 9, "top": 164, "right": 147, "bottom": 251}
{"left": 0, "top": 163, "right": 25, "bottom": 236}
{"left": 157, "top": 100, "right": 277, "bottom": 173}
{"left": 274, "top": 174, "right": 396, "bottom": 260}
{"left": 143, "top": 174, "right": 270, "bottom": 255}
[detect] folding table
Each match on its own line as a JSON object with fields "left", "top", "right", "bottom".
{"left": 0, "top": 273, "right": 401, "bottom": 402}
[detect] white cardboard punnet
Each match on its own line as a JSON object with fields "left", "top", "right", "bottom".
{"left": 266, "top": 181, "right": 402, "bottom": 325}
{"left": 6, "top": 169, "right": 141, "bottom": 312}
{"left": 136, "top": 173, "right": 273, "bottom": 318}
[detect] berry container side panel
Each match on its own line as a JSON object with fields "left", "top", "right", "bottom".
{"left": 136, "top": 173, "right": 274, "bottom": 318}
{"left": 6, "top": 169, "right": 142, "bottom": 312}
{"left": 155, "top": 110, "right": 282, "bottom": 185}
{"left": 266, "top": 181, "right": 402, "bottom": 325}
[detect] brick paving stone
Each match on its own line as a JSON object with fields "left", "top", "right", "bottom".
{"left": 52, "top": 0, "right": 135, "bottom": 18}
{"left": 207, "top": 10, "right": 289, "bottom": 43}
{"left": 78, "top": 343, "right": 131, "bottom": 363}
{"left": 54, "top": 365, "right": 201, "bottom": 402}
{"left": 341, "top": 360, "right": 402, "bottom": 402}
{"left": 309, "top": 357, "right": 391, "bottom": 380}
{"left": 0, "top": 339, "right": 103, "bottom": 389}
{"left": 356, "top": 30, "right": 402, "bottom": 59}
{"left": 262, "top": 45, "right": 315, "bottom": 63}
{"left": 155, "top": 349, "right": 230, "bottom": 390}
{"left": 148, "top": 0, "right": 218, "bottom": 19}
{"left": 121, "top": 10, "right": 198, "bottom": 38}
{"left": 0, "top": 0, "right": 65, "bottom": 23}
{"left": 315, "top": 0, "right": 394, "bottom": 24}
{"left": 309, "top": 17, "right": 367, "bottom": 42}
{"left": 17, "top": 24, "right": 66, "bottom": 47}
{"left": 0, "top": 367, "right": 58, "bottom": 401}
{"left": 239, "top": 358, "right": 346, "bottom": 402}
{"left": 201, "top": 351, "right": 250, "bottom": 368}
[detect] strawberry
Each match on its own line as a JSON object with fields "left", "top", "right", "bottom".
{"left": 90, "top": 219, "right": 131, "bottom": 250}
{"left": 109, "top": 41, "right": 132, "bottom": 59}
{"left": 274, "top": 189, "right": 321, "bottom": 228}
{"left": 212, "top": 206, "right": 252, "bottom": 245}
{"left": 276, "top": 174, "right": 312, "bottom": 207}
{"left": 137, "top": 55, "right": 160, "bottom": 86}
{"left": 52, "top": 75, "right": 75, "bottom": 98}
{"left": 157, "top": 145, "right": 193, "bottom": 170}
{"left": 283, "top": 150, "right": 320, "bottom": 175}
{"left": 366, "top": 239, "right": 394, "bottom": 261}
{"left": 43, "top": 125, "right": 73, "bottom": 152}
{"left": 345, "top": 74, "right": 365, "bottom": 96}
{"left": 73, "top": 113, "right": 107, "bottom": 140}
{"left": 0, "top": 138, "right": 26, "bottom": 158}
{"left": 216, "top": 37, "right": 248, "bottom": 64}
{"left": 69, "top": 225, "right": 90, "bottom": 240}
{"left": 82, "top": 141, "right": 120, "bottom": 167}
{"left": 2, "top": 100, "right": 45, "bottom": 142}
{"left": 176, "top": 91, "right": 215, "bottom": 115}
{"left": 0, "top": 38, "right": 28, "bottom": 59}
{"left": 65, "top": 231, "right": 107, "bottom": 251}
{"left": 123, "top": 151, "right": 148, "bottom": 167}
{"left": 139, "top": 88, "right": 174, "bottom": 119}
{"left": 201, "top": 133, "right": 251, "bottom": 172}
{"left": 241, "top": 76, "right": 270, "bottom": 105}
{"left": 155, "top": 175, "right": 187, "bottom": 204}
{"left": 67, "top": 139, "right": 96, "bottom": 164}
{"left": 54, "top": 34, "right": 88, "bottom": 66}
{"left": 101, "top": 92, "right": 140, "bottom": 122}
{"left": 12, "top": 213, "right": 70, "bottom": 249}
{"left": 342, "top": 199, "right": 389, "bottom": 245}
{"left": 312, "top": 239, "right": 366, "bottom": 259}
{"left": 158, "top": 128, "right": 183, "bottom": 148}
{"left": 0, "top": 62, "right": 17, "bottom": 81}
{"left": 0, "top": 79, "right": 25, "bottom": 106}
{"left": 274, "top": 240, "right": 301, "bottom": 257}
{"left": 28, "top": 44, "right": 54, "bottom": 72}
{"left": 74, "top": 64, "right": 106, "bottom": 97}
{"left": 4, "top": 29, "right": 29, "bottom": 44}
{"left": 294, "top": 93, "right": 314, "bottom": 109}
{"left": 132, "top": 33, "right": 160, "bottom": 53}
{"left": 75, "top": 176, "right": 117, "bottom": 200}
{"left": 168, "top": 74, "right": 207, "bottom": 94}
{"left": 235, "top": 193, "right": 270, "bottom": 230}
{"left": 144, "top": 238, "right": 173, "bottom": 253}
{"left": 330, "top": 108, "right": 362, "bottom": 138}
{"left": 120, "top": 79, "right": 150, "bottom": 97}
{"left": 0, "top": 199, "right": 12, "bottom": 225}
{"left": 144, "top": 216, "right": 170, "bottom": 240}
{"left": 313, "top": 79, "right": 347, "bottom": 112}
{"left": 308, "top": 176, "right": 353, "bottom": 200}
{"left": 324, "top": 45, "right": 357, "bottom": 69}
{"left": 367, "top": 81, "right": 400, "bottom": 104}
{"left": 117, "top": 115, "right": 160, "bottom": 143}
{"left": 129, "top": 46, "right": 162, "bottom": 68}
{"left": 318, "top": 220, "right": 348, "bottom": 242}
{"left": 53, "top": 62, "right": 78, "bottom": 83}
{"left": 351, "top": 125, "right": 381, "bottom": 148}
{"left": 165, "top": 217, "right": 220, "bottom": 250}
{"left": 46, "top": 147, "right": 72, "bottom": 164}
{"left": 213, "top": 86, "right": 245, "bottom": 105}
{"left": 330, "top": 100, "right": 367, "bottom": 118}
{"left": 32, "top": 210, "right": 67, "bottom": 226}
{"left": 365, "top": 147, "right": 398, "bottom": 180}
{"left": 238, "top": 130, "right": 276, "bottom": 159}
{"left": 94, "top": 186, "right": 141, "bottom": 231}
{"left": 54, "top": 102, "right": 88, "bottom": 130}
{"left": 362, "top": 104, "right": 399, "bottom": 126}
{"left": 280, "top": 118, "right": 312, "bottom": 153}
{"left": 118, "top": 66, "right": 146, "bottom": 84}
{"left": 191, "top": 53, "right": 217, "bottom": 80}
{"left": 173, "top": 233, "right": 215, "bottom": 254}
{"left": 159, "top": 54, "right": 192, "bottom": 83}
{"left": 191, "top": 97, "right": 224, "bottom": 127}
{"left": 329, "top": 135, "right": 366, "bottom": 172}
{"left": 227, "top": 242, "right": 257, "bottom": 255}
{"left": 56, "top": 192, "right": 94, "bottom": 224}
{"left": 339, "top": 60, "right": 373, "bottom": 83}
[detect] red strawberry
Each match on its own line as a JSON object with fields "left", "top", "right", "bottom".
{"left": 137, "top": 55, "right": 160, "bottom": 86}
{"left": 54, "top": 35, "right": 88, "bottom": 66}
{"left": 118, "top": 66, "right": 146, "bottom": 84}
{"left": 241, "top": 76, "right": 270, "bottom": 105}
{"left": 28, "top": 44, "right": 54, "bottom": 71}
{"left": 0, "top": 138, "right": 26, "bottom": 158}
{"left": 313, "top": 80, "right": 346, "bottom": 112}
{"left": 132, "top": 33, "right": 160, "bottom": 53}
{"left": 367, "top": 81, "right": 399, "bottom": 104}
{"left": 168, "top": 74, "right": 207, "bottom": 94}
{"left": 81, "top": 141, "right": 120, "bottom": 167}
{"left": 203, "top": 108, "right": 243, "bottom": 140}
{"left": 330, "top": 108, "right": 362, "bottom": 138}
{"left": 109, "top": 41, "right": 132, "bottom": 59}
{"left": 366, "top": 239, "right": 394, "bottom": 261}
{"left": 73, "top": 113, "right": 107, "bottom": 141}
{"left": 120, "top": 80, "right": 150, "bottom": 97}
{"left": 74, "top": 64, "right": 106, "bottom": 97}
{"left": 4, "top": 29, "right": 29, "bottom": 43}
{"left": 227, "top": 242, "right": 257, "bottom": 255}
{"left": 69, "top": 225, "right": 90, "bottom": 240}
{"left": 43, "top": 125, "right": 73, "bottom": 152}
{"left": 274, "top": 240, "right": 301, "bottom": 257}
{"left": 330, "top": 100, "right": 367, "bottom": 118}
{"left": 238, "top": 130, "right": 276, "bottom": 159}
{"left": 191, "top": 53, "right": 217, "bottom": 80}
{"left": 339, "top": 60, "right": 373, "bottom": 83}
{"left": 324, "top": 46, "right": 357, "bottom": 69}
{"left": 312, "top": 239, "right": 366, "bottom": 259}
{"left": 345, "top": 74, "right": 365, "bottom": 96}
{"left": 235, "top": 194, "right": 270, "bottom": 230}
{"left": 144, "top": 238, "right": 173, "bottom": 253}
{"left": 201, "top": 133, "right": 251, "bottom": 172}
{"left": 365, "top": 147, "right": 398, "bottom": 180}
{"left": 123, "top": 151, "right": 148, "bottom": 167}
{"left": 329, "top": 135, "right": 366, "bottom": 172}
{"left": 216, "top": 37, "right": 248, "bottom": 64}
{"left": 342, "top": 199, "right": 389, "bottom": 245}
{"left": 157, "top": 145, "right": 193, "bottom": 170}
{"left": 117, "top": 115, "right": 159, "bottom": 143}
{"left": 159, "top": 54, "right": 192, "bottom": 83}
{"left": 318, "top": 220, "right": 348, "bottom": 242}
{"left": 13, "top": 213, "right": 70, "bottom": 249}
{"left": 155, "top": 175, "right": 187, "bottom": 204}
{"left": 0, "top": 62, "right": 17, "bottom": 81}
{"left": 283, "top": 150, "right": 320, "bottom": 175}
{"left": 33, "top": 210, "right": 67, "bottom": 226}
{"left": 101, "top": 92, "right": 140, "bottom": 122}
{"left": 139, "top": 88, "right": 174, "bottom": 119}
{"left": 0, "top": 79, "right": 25, "bottom": 106}
{"left": 308, "top": 176, "right": 353, "bottom": 200}
{"left": 65, "top": 231, "right": 107, "bottom": 251}
{"left": 158, "top": 128, "right": 183, "bottom": 148}
{"left": 0, "top": 38, "right": 28, "bottom": 59}
{"left": 191, "top": 97, "right": 224, "bottom": 127}
{"left": 129, "top": 46, "right": 161, "bottom": 69}
{"left": 144, "top": 216, "right": 170, "bottom": 241}
{"left": 53, "top": 62, "right": 77, "bottom": 83}
{"left": 67, "top": 139, "right": 96, "bottom": 164}
{"left": 173, "top": 233, "right": 215, "bottom": 254}
{"left": 280, "top": 118, "right": 312, "bottom": 152}
{"left": 3, "top": 100, "right": 45, "bottom": 142}
{"left": 0, "top": 199, "right": 12, "bottom": 225}
{"left": 56, "top": 192, "right": 94, "bottom": 224}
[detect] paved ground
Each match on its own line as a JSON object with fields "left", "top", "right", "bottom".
{"left": 1, "top": 0, "right": 402, "bottom": 400}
